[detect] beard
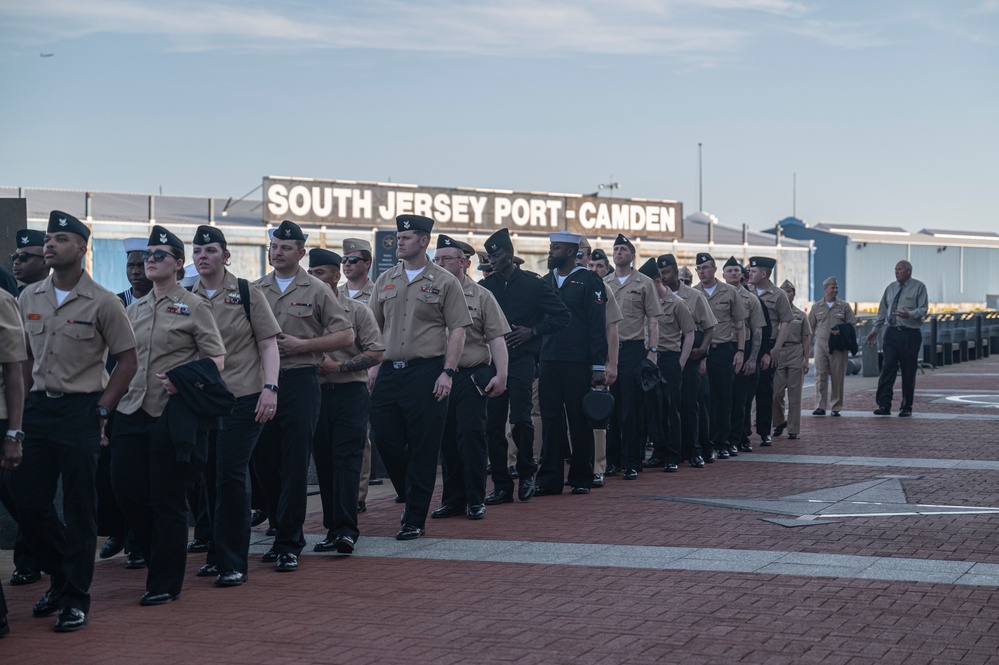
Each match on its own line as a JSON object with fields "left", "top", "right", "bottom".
{"left": 547, "top": 254, "right": 569, "bottom": 271}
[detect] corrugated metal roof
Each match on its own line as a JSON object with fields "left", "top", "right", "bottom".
{"left": 815, "top": 222, "right": 910, "bottom": 235}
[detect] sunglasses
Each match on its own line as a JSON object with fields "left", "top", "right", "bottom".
{"left": 9, "top": 252, "right": 43, "bottom": 263}
{"left": 140, "top": 249, "right": 179, "bottom": 263}
{"left": 343, "top": 256, "right": 368, "bottom": 265}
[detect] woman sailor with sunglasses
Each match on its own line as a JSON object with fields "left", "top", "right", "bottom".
{"left": 189, "top": 225, "right": 281, "bottom": 587}
{"left": 111, "top": 225, "right": 226, "bottom": 606}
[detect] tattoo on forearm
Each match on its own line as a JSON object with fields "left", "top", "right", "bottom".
{"left": 340, "top": 354, "right": 379, "bottom": 373}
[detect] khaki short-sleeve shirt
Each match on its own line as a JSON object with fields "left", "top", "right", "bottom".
{"left": 369, "top": 262, "right": 472, "bottom": 362}
{"left": 779, "top": 304, "right": 812, "bottom": 365}
{"left": 256, "top": 267, "right": 353, "bottom": 371}
{"left": 735, "top": 287, "right": 767, "bottom": 333}
{"left": 118, "top": 284, "right": 226, "bottom": 418}
{"left": 604, "top": 287, "right": 624, "bottom": 325}
{"left": 694, "top": 281, "right": 746, "bottom": 343}
{"left": 605, "top": 271, "right": 663, "bottom": 342}
{"left": 755, "top": 283, "right": 794, "bottom": 339}
{"left": 347, "top": 279, "right": 375, "bottom": 306}
{"left": 0, "top": 290, "right": 27, "bottom": 420}
{"left": 657, "top": 292, "right": 696, "bottom": 352}
{"left": 19, "top": 272, "right": 136, "bottom": 394}
{"left": 193, "top": 270, "right": 282, "bottom": 398}
{"left": 674, "top": 283, "right": 717, "bottom": 332}
{"left": 323, "top": 292, "right": 385, "bottom": 385}
{"left": 807, "top": 298, "right": 855, "bottom": 343}
{"left": 457, "top": 279, "right": 511, "bottom": 369}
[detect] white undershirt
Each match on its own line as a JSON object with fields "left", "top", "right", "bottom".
{"left": 826, "top": 300, "right": 836, "bottom": 308}
{"left": 703, "top": 284, "right": 717, "bottom": 297}
{"left": 348, "top": 288, "right": 360, "bottom": 298}
{"left": 205, "top": 288, "right": 217, "bottom": 298}
{"left": 275, "top": 276, "right": 295, "bottom": 293}
{"left": 54, "top": 288, "right": 71, "bottom": 306}
{"left": 756, "top": 288, "right": 765, "bottom": 296}
{"left": 405, "top": 268, "right": 423, "bottom": 283}
{"left": 555, "top": 273, "right": 569, "bottom": 288}
{"left": 617, "top": 275, "right": 628, "bottom": 285}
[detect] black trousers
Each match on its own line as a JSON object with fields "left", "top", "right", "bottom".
{"left": 254, "top": 368, "right": 321, "bottom": 556}
{"left": 754, "top": 342, "right": 777, "bottom": 437}
{"left": 651, "top": 351, "right": 683, "bottom": 463}
{"left": 12, "top": 393, "right": 101, "bottom": 612}
{"left": 486, "top": 351, "right": 537, "bottom": 493}
{"left": 371, "top": 357, "right": 448, "bottom": 530}
{"left": 537, "top": 360, "right": 594, "bottom": 491}
{"left": 313, "top": 381, "right": 368, "bottom": 541}
{"left": 111, "top": 409, "right": 201, "bottom": 597}
{"left": 204, "top": 393, "right": 264, "bottom": 574}
{"left": 1, "top": 473, "right": 41, "bottom": 574}
{"left": 680, "top": 337, "right": 703, "bottom": 461}
{"left": 441, "top": 366, "right": 489, "bottom": 508}
{"left": 705, "top": 342, "right": 737, "bottom": 454}
{"left": 730, "top": 361, "right": 759, "bottom": 446}
{"left": 608, "top": 341, "right": 647, "bottom": 472}
{"left": 877, "top": 327, "right": 921, "bottom": 411}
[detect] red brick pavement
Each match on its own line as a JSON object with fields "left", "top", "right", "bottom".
{"left": 3, "top": 356, "right": 999, "bottom": 663}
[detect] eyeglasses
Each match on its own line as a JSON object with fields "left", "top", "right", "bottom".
{"left": 140, "top": 249, "right": 178, "bottom": 263}
{"left": 432, "top": 256, "right": 463, "bottom": 264}
{"left": 9, "top": 252, "right": 43, "bottom": 263}
{"left": 343, "top": 256, "right": 368, "bottom": 265}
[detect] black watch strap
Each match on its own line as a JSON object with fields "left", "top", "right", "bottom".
{"left": 264, "top": 384, "right": 279, "bottom": 393}
{"left": 443, "top": 368, "right": 457, "bottom": 378}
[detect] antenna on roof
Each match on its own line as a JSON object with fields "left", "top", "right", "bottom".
{"left": 698, "top": 143, "right": 703, "bottom": 211}
{"left": 792, "top": 172, "right": 796, "bottom": 218}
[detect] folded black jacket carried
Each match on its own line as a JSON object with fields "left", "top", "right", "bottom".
{"left": 829, "top": 323, "right": 859, "bottom": 355}
{"left": 160, "top": 358, "right": 236, "bottom": 465}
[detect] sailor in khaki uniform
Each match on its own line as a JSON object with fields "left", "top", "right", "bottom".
{"left": 14, "top": 211, "right": 137, "bottom": 631}
{"left": 112, "top": 225, "right": 223, "bottom": 607}
{"left": 604, "top": 234, "right": 662, "bottom": 479}
{"left": 190, "top": 225, "right": 282, "bottom": 586}
{"left": 747, "top": 256, "right": 794, "bottom": 445}
{"left": 723, "top": 257, "right": 767, "bottom": 454}
{"left": 0, "top": 283, "right": 27, "bottom": 637}
{"left": 773, "top": 280, "right": 812, "bottom": 439}
{"left": 591, "top": 261, "right": 622, "bottom": 483}
{"left": 10, "top": 229, "right": 49, "bottom": 293}
{"left": 431, "top": 236, "right": 509, "bottom": 520}
{"left": 639, "top": 258, "right": 694, "bottom": 472}
{"left": 368, "top": 215, "right": 472, "bottom": 540}
{"left": 807, "top": 276, "right": 855, "bottom": 416}
{"left": 306, "top": 248, "right": 384, "bottom": 554}
{"left": 252, "top": 221, "right": 353, "bottom": 572}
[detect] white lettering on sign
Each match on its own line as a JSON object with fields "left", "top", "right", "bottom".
{"left": 493, "top": 197, "right": 560, "bottom": 227}
{"left": 579, "top": 202, "right": 676, "bottom": 233}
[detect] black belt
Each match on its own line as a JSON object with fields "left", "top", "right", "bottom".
{"left": 383, "top": 356, "right": 443, "bottom": 370}
{"left": 620, "top": 340, "right": 645, "bottom": 349}
{"left": 321, "top": 381, "right": 365, "bottom": 391}
{"left": 710, "top": 341, "right": 736, "bottom": 349}
{"left": 278, "top": 366, "right": 318, "bottom": 378}
{"left": 31, "top": 391, "right": 99, "bottom": 400}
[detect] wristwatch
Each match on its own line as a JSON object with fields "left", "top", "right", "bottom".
{"left": 263, "top": 384, "right": 280, "bottom": 393}
{"left": 4, "top": 430, "right": 24, "bottom": 443}
{"left": 95, "top": 405, "right": 111, "bottom": 420}
{"left": 648, "top": 346, "right": 658, "bottom": 354}
{"left": 443, "top": 368, "right": 457, "bottom": 378}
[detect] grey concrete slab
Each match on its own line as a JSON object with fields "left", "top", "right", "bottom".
{"left": 755, "top": 563, "right": 872, "bottom": 579}
{"left": 774, "top": 551, "right": 874, "bottom": 568}
{"left": 760, "top": 518, "right": 843, "bottom": 528}
{"left": 955, "top": 574, "right": 999, "bottom": 587}
{"left": 783, "top": 478, "right": 896, "bottom": 502}
{"left": 735, "top": 454, "right": 999, "bottom": 471}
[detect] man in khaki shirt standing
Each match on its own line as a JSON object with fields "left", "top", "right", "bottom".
{"left": 307, "top": 249, "right": 384, "bottom": 555}
{"left": 14, "top": 211, "right": 137, "bottom": 632}
{"left": 253, "top": 220, "right": 354, "bottom": 572}
{"left": 431, "top": 236, "right": 509, "bottom": 520}
{"left": 723, "top": 257, "right": 767, "bottom": 454}
{"left": 604, "top": 234, "right": 661, "bottom": 480}
{"left": 747, "top": 256, "right": 794, "bottom": 445}
{"left": 368, "top": 215, "right": 472, "bottom": 540}
{"left": 773, "top": 280, "right": 812, "bottom": 439}
{"left": 808, "top": 276, "right": 855, "bottom": 416}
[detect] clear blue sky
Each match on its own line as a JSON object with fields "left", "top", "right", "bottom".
{"left": 1, "top": 0, "right": 996, "bottom": 233}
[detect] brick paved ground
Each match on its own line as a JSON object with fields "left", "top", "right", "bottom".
{"left": 3, "top": 356, "right": 999, "bottom": 663}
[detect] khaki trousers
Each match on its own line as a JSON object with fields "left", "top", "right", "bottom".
{"left": 814, "top": 339, "right": 848, "bottom": 411}
{"left": 773, "top": 345, "right": 804, "bottom": 435}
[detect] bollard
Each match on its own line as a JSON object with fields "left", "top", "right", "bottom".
{"left": 954, "top": 327, "right": 969, "bottom": 363}
{"left": 847, "top": 358, "right": 862, "bottom": 375}
{"left": 939, "top": 329, "right": 954, "bottom": 365}
{"left": 862, "top": 335, "right": 880, "bottom": 377}
{"left": 922, "top": 331, "right": 933, "bottom": 368}
{"left": 990, "top": 324, "right": 999, "bottom": 359}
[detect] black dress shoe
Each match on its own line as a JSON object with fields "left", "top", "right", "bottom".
{"left": 275, "top": 553, "right": 298, "bottom": 572}
{"left": 431, "top": 504, "right": 465, "bottom": 519}
{"left": 604, "top": 465, "right": 618, "bottom": 476}
{"left": 873, "top": 407, "right": 891, "bottom": 416}
{"left": 125, "top": 552, "right": 147, "bottom": 569}
{"left": 716, "top": 448, "right": 730, "bottom": 459}
{"left": 467, "top": 504, "right": 486, "bottom": 520}
{"left": 592, "top": 473, "right": 605, "bottom": 487}
{"left": 0, "top": 614, "right": 9, "bottom": 638}
{"left": 642, "top": 457, "right": 666, "bottom": 468}
{"left": 773, "top": 423, "right": 786, "bottom": 436}
{"left": 261, "top": 549, "right": 278, "bottom": 562}
{"left": 485, "top": 489, "right": 514, "bottom": 505}
{"left": 187, "top": 538, "right": 209, "bottom": 553}
{"left": 704, "top": 452, "right": 716, "bottom": 463}
{"left": 265, "top": 527, "right": 278, "bottom": 537}
{"left": 727, "top": 445, "right": 739, "bottom": 457}
{"left": 518, "top": 477, "right": 536, "bottom": 501}
{"left": 899, "top": 409, "right": 912, "bottom": 418}
{"left": 368, "top": 478, "right": 384, "bottom": 486}
{"left": 53, "top": 607, "right": 87, "bottom": 633}
{"left": 508, "top": 465, "right": 519, "bottom": 479}
{"left": 99, "top": 535, "right": 125, "bottom": 559}
{"left": 196, "top": 563, "right": 218, "bottom": 577}
{"left": 32, "top": 588, "right": 61, "bottom": 617}
{"left": 10, "top": 567, "right": 41, "bottom": 585}
{"left": 665, "top": 462, "right": 679, "bottom": 472}
{"left": 314, "top": 535, "right": 337, "bottom": 552}
{"left": 395, "top": 524, "right": 424, "bottom": 540}
{"left": 623, "top": 469, "right": 638, "bottom": 480}
{"left": 760, "top": 436, "right": 773, "bottom": 447}
{"left": 394, "top": 494, "right": 406, "bottom": 503}
{"left": 357, "top": 501, "right": 367, "bottom": 513}
{"left": 250, "top": 509, "right": 268, "bottom": 527}
{"left": 570, "top": 486, "right": 590, "bottom": 495}
{"left": 140, "top": 591, "right": 179, "bottom": 606}
{"left": 532, "top": 485, "right": 559, "bottom": 496}
{"left": 738, "top": 442, "right": 753, "bottom": 453}
{"left": 334, "top": 535, "right": 356, "bottom": 554}
{"left": 215, "top": 571, "right": 247, "bottom": 587}
{"left": 831, "top": 411, "right": 841, "bottom": 417}
{"left": 812, "top": 408, "right": 826, "bottom": 416}
{"left": 689, "top": 456, "right": 705, "bottom": 468}
{"left": 787, "top": 433, "right": 798, "bottom": 440}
